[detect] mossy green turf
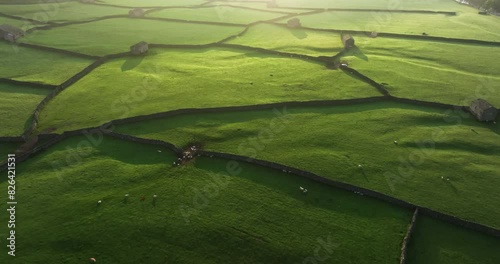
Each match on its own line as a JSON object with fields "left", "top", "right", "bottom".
{"left": 148, "top": 6, "right": 283, "bottom": 24}
{"left": 0, "top": 42, "right": 93, "bottom": 85}
{"left": 0, "top": 135, "right": 411, "bottom": 263}
{"left": 0, "top": 2, "right": 131, "bottom": 22}
{"left": 21, "top": 19, "right": 245, "bottom": 56}
{"left": 342, "top": 36, "right": 500, "bottom": 106}
{"left": 98, "top": 0, "right": 206, "bottom": 7}
{"left": 228, "top": 23, "right": 345, "bottom": 57}
{"left": 274, "top": 0, "right": 473, "bottom": 11}
{"left": 36, "top": 47, "right": 378, "bottom": 133}
{"left": 0, "top": 83, "right": 50, "bottom": 136}
{"left": 115, "top": 101, "right": 500, "bottom": 229}
{"left": 407, "top": 216, "right": 500, "bottom": 264}
{"left": 286, "top": 11, "right": 500, "bottom": 42}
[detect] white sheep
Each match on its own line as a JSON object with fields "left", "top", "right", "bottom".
{"left": 299, "top": 186, "right": 304, "bottom": 191}
{"left": 97, "top": 200, "right": 102, "bottom": 204}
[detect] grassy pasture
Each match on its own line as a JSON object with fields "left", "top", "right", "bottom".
{"left": 0, "top": 2, "right": 129, "bottom": 22}
{"left": 287, "top": 11, "right": 500, "bottom": 42}
{"left": 36, "top": 47, "right": 378, "bottom": 132}
{"left": 407, "top": 216, "right": 500, "bottom": 264}
{"left": 0, "top": 42, "right": 93, "bottom": 85}
{"left": 206, "top": 1, "right": 311, "bottom": 13}
{"left": 97, "top": 0, "right": 206, "bottom": 7}
{"left": 341, "top": 36, "right": 500, "bottom": 106}
{"left": 274, "top": 0, "right": 474, "bottom": 11}
{"left": 228, "top": 23, "right": 345, "bottom": 57}
{"left": 148, "top": 6, "right": 284, "bottom": 24}
{"left": 114, "top": 101, "right": 500, "bottom": 229}
{"left": 0, "top": 135, "right": 411, "bottom": 263}
{"left": 20, "top": 18, "right": 245, "bottom": 56}
{"left": 0, "top": 16, "right": 38, "bottom": 30}
{"left": 0, "top": 83, "right": 50, "bottom": 136}
{"left": 0, "top": 0, "right": 70, "bottom": 3}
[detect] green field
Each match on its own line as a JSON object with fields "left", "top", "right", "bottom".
{"left": 36, "top": 47, "right": 378, "bottom": 132}
{"left": 407, "top": 216, "right": 500, "bottom": 264}
{"left": 0, "top": 83, "right": 50, "bottom": 136}
{"left": 98, "top": 0, "right": 206, "bottom": 7}
{"left": 21, "top": 19, "right": 245, "bottom": 56}
{"left": 228, "top": 23, "right": 345, "bottom": 56}
{"left": 286, "top": 11, "right": 500, "bottom": 42}
{"left": 114, "top": 101, "right": 500, "bottom": 228}
{"left": 206, "top": 1, "right": 310, "bottom": 13}
{"left": 0, "top": 3, "right": 129, "bottom": 22}
{"left": 0, "top": 135, "right": 411, "bottom": 263}
{"left": 1, "top": 0, "right": 500, "bottom": 262}
{"left": 341, "top": 36, "right": 500, "bottom": 106}
{"left": 0, "top": 16, "right": 38, "bottom": 30}
{"left": 0, "top": 42, "right": 93, "bottom": 85}
{"left": 274, "top": 0, "right": 473, "bottom": 11}
{"left": 148, "top": 6, "right": 283, "bottom": 24}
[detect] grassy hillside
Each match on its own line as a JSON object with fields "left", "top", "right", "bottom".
{"left": 0, "top": 16, "right": 38, "bottom": 30}
{"left": 227, "top": 23, "right": 345, "bottom": 57}
{"left": 0, "top": 135, "right": 411, "bottom": 263}
{"left": 36, "top": 47, "right": 377, "bottom": 132}
{"left": 342, "top": 36, "right": 500, "bottom": 106}
{"left": 0, "top": 83, "right": 50, "bottom": 136}
{"left": 273, "top": 0, "right": 474, "bottom": 11}
{"left": 0, "top": 42, "right": 93, "bottom": 85}
{"left": 287, "top": 11, "right": 500, "bottom": 42}
{"left": 0, "top": 2, "right": 130, "bottom": 22}
{"left": 148, "top": 6, "right": 284, "bottom": 24}
{"left": 407, "top": 216, "right": 500, "bottom": 264}
{"left": 21, "top": 19, "right": 245, "bottom": 56}
{"left": 98, "top": 0, "right": 206, "bottom": 7}
{"left": 114, "top": 101, "right": 500, "bottom": 228}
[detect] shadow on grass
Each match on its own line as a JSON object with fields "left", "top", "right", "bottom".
{"left": 290, "top": 28, "right": 308, "bottom": 39}
{"left": 341, "top": 46, "right": 368, "bottom": 61}
{"left": 194, "top": 156, "right": 409, "bottom": 220}
{"left": 0, "top": 82, "right": 52, "bottom": 96}
{"left": 113, "top": 101, "right": 468, "bottom": 138}
{"left": 407, "top": 216, "right": 500, "bottom": 264}
{"left": 121, "top": 56, "right": 145, "bottom": 71}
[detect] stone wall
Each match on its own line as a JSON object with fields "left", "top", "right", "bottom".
{"left": 400, "top": 208, "right": 419, "bottom": 264}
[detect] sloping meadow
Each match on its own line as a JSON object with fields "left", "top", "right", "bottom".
{"left": 147, "top": 6, "right": 284, "bottom": 24}
{"left": 0, "top": 83, "right": 51, "bottom": 136}
{"left": 114, "top": 101, "right": 500, "bottom": 229}
{"left": 227, "top": 23, "right": 346, "bottom": 57}
{"left": 283, "top": 10, "right": 500, "bottom": 42}
{"left": 0, "top": 2, "right": 130, "bottom": 22}
{"left": 0, "top": 42, "right": 94, "bottom": 85}
{"left": 20, "top": 18, "right": 246, "bottom": 56}
{"left": 341, "top": 36, "right": 500, "bottom": 106}
{"left": 0, "top": 135, "right": 411, "bottom": 263}
{"left": 36, "top": 47, "right": 379, "bottom": 132}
